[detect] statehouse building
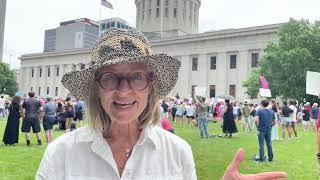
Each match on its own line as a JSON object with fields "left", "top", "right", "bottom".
{"left": 19, "top": 0, "right": 282, "bottom": 100}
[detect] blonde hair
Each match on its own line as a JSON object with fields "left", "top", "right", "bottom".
{"left": 88, "top": 79, "right": 160, "bottom": 132}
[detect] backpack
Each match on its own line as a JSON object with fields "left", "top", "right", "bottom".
{"left": 65, "top": 103, "right": 74, "bottom": 113}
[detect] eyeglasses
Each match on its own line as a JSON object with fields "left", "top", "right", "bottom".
{"left": 96, "top": 72, "right": 154, "bottom": 91}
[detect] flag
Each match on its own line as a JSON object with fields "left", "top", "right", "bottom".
{"left": 259, "top": 76, "right": 269, "bottom": 89}
{"left": 101, "top": 0, "right": 113, "bottom": 9}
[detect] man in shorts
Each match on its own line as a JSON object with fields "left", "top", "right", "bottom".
{"left": 280, "top": 102, "right": 293, "bottom": 140}
{"left": 73, "top": 99, "right": 85, "bottom": 127}
{"left": 21, "top": 92, "right": 42, "bottom": 146}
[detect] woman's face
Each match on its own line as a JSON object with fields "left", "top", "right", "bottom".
{"left": 98, "top": 63, "right": 151, "bottom": 124}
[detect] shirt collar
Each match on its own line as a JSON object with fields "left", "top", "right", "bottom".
{"left": 75, "top": 125, "right": 160, "bottom": 150}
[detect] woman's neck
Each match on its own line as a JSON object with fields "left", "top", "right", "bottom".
{"left": 104, "top": 120, "right": 141, "bottom": 143}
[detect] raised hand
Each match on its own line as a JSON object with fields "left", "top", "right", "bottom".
{"left": 222, "top": 148, "right": 287, "bottom": 180}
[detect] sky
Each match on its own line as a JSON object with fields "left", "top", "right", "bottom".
{"left": 3, "top": 0, "right": 320, "bottom": 69}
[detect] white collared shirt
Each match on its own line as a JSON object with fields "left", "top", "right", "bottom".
{"left": 36, "top": 125, "right": 197, "bottom": 180}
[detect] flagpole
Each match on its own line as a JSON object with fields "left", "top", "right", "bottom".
{"left": 99, "top": 3, "right": 102, "bottom": 37}
{"left": 160, "top": 0, "right": 163, "bottom": 39}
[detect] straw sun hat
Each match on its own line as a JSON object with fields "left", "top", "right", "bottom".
{"left": 61, "top": 28, "right": 181, "bottom": 100}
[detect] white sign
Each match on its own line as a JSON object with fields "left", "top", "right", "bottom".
{"left": 259, "top": 88, "right": 271, "bottom": 97}
{"left": 306, "top": 71, "right": 320, "bottom": 96}
{"left": 74, "top": 32, "right": 84, "bottom": 48}
{"left": 194, "top": 86, "right": 207, "bottom": 97}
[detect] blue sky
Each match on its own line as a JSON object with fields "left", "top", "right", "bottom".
{"left": 3, "top": 0, "right": 320, "bottom": 69}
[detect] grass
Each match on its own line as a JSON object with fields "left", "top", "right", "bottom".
{"left": 0, "top": 117, "right": 318, "bottom": 180}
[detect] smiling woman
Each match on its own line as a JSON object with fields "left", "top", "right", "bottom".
{"left": 35, "top": 28, "right": 287, "bottom": 180}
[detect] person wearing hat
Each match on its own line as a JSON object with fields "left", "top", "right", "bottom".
{"left": 36, "top": 28, "right": 286, "bottom": 179}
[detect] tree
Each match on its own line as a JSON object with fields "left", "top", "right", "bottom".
{"left": 242, "top": 67, "right": 261, "bottom": 99}
{"left": 0, "top": 63, "right": 18, "bottom": 96}
{"left": 243, "top": 18, "right": 320, "bottom": 102}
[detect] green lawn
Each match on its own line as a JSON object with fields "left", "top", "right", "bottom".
{"left": 0, "top": 117, "right": 318, "bottom": 180}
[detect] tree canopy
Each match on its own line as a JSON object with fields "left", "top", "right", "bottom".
{"left": 243, "top": 19, "right": 320, "bottom": 102}
{"left": 0, "top": 63, "right": 18, "bottom": 96}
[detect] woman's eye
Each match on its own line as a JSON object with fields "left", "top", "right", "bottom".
{"left": 131, "top": 73, "right": 144, "bottom": 80}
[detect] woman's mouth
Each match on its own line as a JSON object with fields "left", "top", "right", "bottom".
{"left": 113, "top": 101, "right": 136, "bottom": 109}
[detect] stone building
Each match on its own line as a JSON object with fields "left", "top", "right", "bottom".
{"left": 19, "top": 0, "right": 282, "bottom": 100}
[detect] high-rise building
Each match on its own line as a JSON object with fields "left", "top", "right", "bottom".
{"left": 44, "top": 18, "right": 99, "bottom": 52}
{"left": 0, "top": 0, "right": 7, "bottom": 62}
{"left": 135, "top": 0, "right": 200, "bottom": 39}
{"left": 100, "top": 17, "right": 133, "bottom": 35}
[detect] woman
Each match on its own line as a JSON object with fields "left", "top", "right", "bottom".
{"left": 64, "top": 97, "right": 74, "bottom": 130}
{"left": 223, "top": 103, "right": 238, "bottom": 138}
{"left": 2, "top": 96, "right": 21, "bottom": 145}
{"left": 270, "top": 99, "right": 279, "bottom": 140}
{"left": 43, "top": 97, "right": 56, "bottom": 144}
{"left": 36, "top": 28, "right": 286, "bottom": 179}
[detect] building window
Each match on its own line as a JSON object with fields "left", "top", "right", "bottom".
{"left": 47, "top": 67, "right": 50, "bottom": 77}
{"left": 38, "top": 87, "right": 41, "bottom": 96}
{"left": 39, "top": 68, "right": 42, "bottom": 77}
{"left": 73, "top": 64, "right": 76, "bottom": 70}
{"left": 165, "top": 8, "right": 168, "bottom": 17}
{"left": 229, "top": 85, "right": 236, "bottom": 97}
{"left": 192, "top": 57, "right": 198, "bottom": 71}
{"left": 173, "top": 8, "right": 177, "bottom": 18}
{"left": 165, "top": 0, "right": 169, "bottom": 6}
{"left": 191, "top": 85, "right": 197, "bottom": 98}
{"left": 157, "top": 0, "right": 160, "bottom": 6}
{"left": 184, "top": 0, "right": 186, "bottom": 9}
{"left": 210, "top": 85, "right": 216, "bottom": 98}
{"left": 230, "top": 55, "right": 237, "bottom": 69}
{"left": 142, "top": 0, "right": 145, "bottom": 9}
{"left": 31, "top": 68, "right": 34, "bottom": 78}
{"left": 80, "top": 64, "right": 86, "bottom": 70}
{"left": 156, "top": 8, "right": 160, "bottom": 17}
{"left": 56, "top": 66, "right": 59, "bottom": 76}
{"left": 210, "top": 56, "right": 216, "bottom": 70}
{"left": 55, "top": 87, "right": 58, "bottom": 96}
{"left": 30, "top": 87, "right": 33, "bottom": 91}
{"left": 251, "top": 53, "right": 259, "bottom": 67}
{"left": 46, "top": 87, "right": 50, "bottom": 95}
{"left": 111, "top": 21, "right": 115, "bottom": 27}
{"left": 148, "top": 9, "right": 152, "bottom": 16}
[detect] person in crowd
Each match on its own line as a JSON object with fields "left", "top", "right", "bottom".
{"left": 171, "top": 101, "right": 177, "bottom": 123}
{"left": 249, "top": 104, "right": 257, "bottom": 131}
{"left": 64, "top": 97, "right": 74, "bottom": 130}
{"left": 43, "top": 97, "right": 56, "bottom": 144}
{"left": 175, "top": 102, "right": 185, "bottom": 124}
{"left": 255, "top": 100, "right": 276, "bottom": 162}
{"left": 195, "top": 96, "right": 209, "bottom": 138}
{"left": 233, "top": 103, "right": 240, "bottom": 122}
{"left": 36, "top": 28, "right": 286, "bottom": 180}
{"left": 74, "top": 99, "right": 85, "bottom": 127}
{"left": 280, "top": 101, "right": 293, "bottom": 140}
{"left": 302, "top": 104, "right": 311, "bottom": 131}
{"left": 311, "top": 103, "right": 319, "bottom": 130}
{"left": 223, "top": 103, "right": 238, "bottom": 138}
{"left": 289, "top": 100, "right": 298, "bottom": 138}
{"left": 4, "top": 98, "right": 10, "bottom": 116}
{"left": 161, "top": 117, "right": 174, "bottom": 134}
{"left": 242, "top": 101, "right": 252, "bottom": 133}
{"left": 270, "top": 99, "right": 279, "bottom": 140}
{"left": 161, "top": 100, "right": 169, "bottom": 119}
{"left": 186, "top": 102, "right": 196, "bottom": 126}
{"left": 316, "top": 109, "right": 320, "bottom": 175}
{"left": 214, "top": 102, "right": 222, "bottom": 122}
{"left": 2, "top": 96, "right": 22, "bottom": 145}
{"left": 21, "top": 91, "right": 42, "bottom": 146}
{"left": 65, "top": 122, "right": 77, "bottom": 133}
{"left": 0, "top": 95, "right": 5, "bottom": 117}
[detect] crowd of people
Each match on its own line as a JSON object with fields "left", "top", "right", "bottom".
{"left": 1, "top": 93, "right": 85, "bottom": 145}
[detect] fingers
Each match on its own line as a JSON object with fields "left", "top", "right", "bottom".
{"left": 247, "top": 172, "right": 288, "bottom": 180}
{"left": 227, "top": 148, "right": 245, "bottom": 172}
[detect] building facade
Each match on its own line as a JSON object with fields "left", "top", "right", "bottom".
{"left": 100, "top": 17, "right": 133, "bottom": 34}
{"left": 44, "top": 18, "right": 99, "bottom": 52}
{"left": 19, "top": 0, "right": 282, "bottom": 100}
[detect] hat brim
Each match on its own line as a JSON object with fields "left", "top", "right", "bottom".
{"left": 61, "top": 54, "right": 181, "bottom": 101}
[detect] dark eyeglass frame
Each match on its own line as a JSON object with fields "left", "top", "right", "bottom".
{"left": 95, "top": 71, "right": 155, "bottom": 91}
